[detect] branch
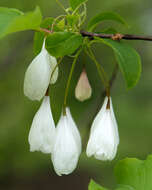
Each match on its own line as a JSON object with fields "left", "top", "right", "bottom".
{"left": 39, "top": 28, "right": 152, "bottom": 41}
{"left": 80, "top": 31, "right": 152, "bottom": 41}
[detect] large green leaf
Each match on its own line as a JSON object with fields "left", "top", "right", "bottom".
{"left": 46, "top": 31, "right": 83, "bottom": 57}
{"left": 87, "top": 12, "right": 128, "bottom": 32}
{"left": 70, "top": 0, "right": 88, "bottom": 10}
{"left": 95, "top": 38, "right": 141, "bottom": 89}
{"left": 114, "top": 155, "right": 152, "bottom": 190}
{"left": 0, "top": 6, "right": 42, "bottom": 39}
{"left": 88, "top": 180, "right": 108, "bottom": 190}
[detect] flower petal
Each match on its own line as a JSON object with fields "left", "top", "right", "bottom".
{"left": 52, "top": 113, "right": 81, "bottom": 176}
{"left": 66, "top": 107, "right": 82, "bottom": 154}
{"left": 48, "top": 55, "right": 59, "bottom": 84}
{"left": 86, "top": 96, "right": 119, "bottom": 161}
{"left": 28, "top": 96, "right": 56, "bottom": 153}
{"left": 24, "top": 48, "right": 52, "bottom": 101}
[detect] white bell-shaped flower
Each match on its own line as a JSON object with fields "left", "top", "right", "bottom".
{"left": 24, "top": 40, "right": 58, "bottom": 101}
{"left": 65, "top": 108, "right": 82, "bottom": 154}
{"left": 86, "top": 96, "right": 119, "bottom": 161}
{"left": 75, "top": 69, "right": 92, "bottom": 102}
{"left": 51, "top": 108, "right": 81, "bottom": 176}
{"left": 28, "top": 96, "right": 56, "bottom": 154}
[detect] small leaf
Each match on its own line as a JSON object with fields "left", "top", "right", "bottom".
{"left": 66, "top": 14, "right": 79, "bottom": 27}
{"left": 34, "top": 17, "right": 63, "bottom": 55}
{"left": 57, "top": 18, "right": 65, "bottom": 30}
{"left": 88, "top": 180, "right": 108, "bottom": 190}
{"left": 0, "top": 6, "right": 42, "bottom": 39}
{"left": 70, "top": 0, "right": 88, "bottom": 10}
{"left": 46, "top": 32, "right": 83, "bottom": 57}
{"left": 114, "top": 155, "right": 152, "bottom": 190}
{"left": 87, "top": 12, "right": 128, "bottom": 32}
{"left": 34, "top": 17, "right": 54, "bottom": 55}
{"left": 95, "top": 38, "right": 141, "bottom": 89}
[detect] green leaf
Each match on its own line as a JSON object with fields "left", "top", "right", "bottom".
{"left": 57, "top": 18, "right": 65, "bottom": 30}
{"left": 0, "top": 6, "right": 42, "bottom": 39}
{"left": 95, "top": 38, "right": 141, "bottom": 89}
{"left": 100, "top": 27, "right": 117, "bottom": 34}
{"left": 115, "top": 185, "right": 135, "bottom": 190}
{"left": 88, "top": 180, "right": 108, "bottom": 190}
{"left": 87, "top": 12, "right": 128, "bottom": 32}
{"left": 34, "top": 17, "right": 66, "bottom": 55}
{"left": 114, "top": 155, "right": 152, "bottom": 190}
{"left": 46, "top": 32, "right": 83, "bottom": 57}
{"left": 66, "top": 14, "right": 79, "bottom": 27}
{"left": 70, "top": 0, "right": 87, "bottom": 10}
{"left": 34, "top": 17, "right": 54, "bottom": 55}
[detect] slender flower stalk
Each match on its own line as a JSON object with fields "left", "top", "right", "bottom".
{"left": 28, "top": 95, "right": 56, "bottom": 154}
{"left": 51, "top": 107, "right": 81, "bottom": 176}
{"left": 63, "top": 48, "right": 82, "bottom": 113}
{"left": 86, "top": 47, "right": 109, "bottom": 90}
{"left": 75, "top": 68, "right": 92, "bottom": 102}
{"left": 86, "top": 96, "right": 119, "bottom": 160}
{"left": 24, "top": 40, "right": 58, "bottom": 101}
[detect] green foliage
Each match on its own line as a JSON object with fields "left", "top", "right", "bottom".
{"left": 70, "top": 0, "right": 88, "bottom": 10}
{"left": 34, "top": 17, "right": 54, "bottom": 55}
{"left": 0, "top": 1, "right": 142, "bottom": 89}
{"left": 87, "top": 12, "right": 128, "bottom": 32}
{"left": 94, "top": 38, "right": 141, "bottom": 89}
{"left": 115, "top": 155, "right": 152, "bottom": 190}
{"left": 0, "top": 1, "right": 147, "bottom": 187}
{"left": 66, "top": 14, "right": 79, "bottom": 27}
{"left": 101, "top": 27, "right": 117, "bottom": 34}
{"left": 34, "top": 17, "right": 64, "bottom": 55}
{"left": 45, "top": 31, "right": 83, "bottom": 57}
{"left": 0, "top": 6, "right": 42, "bottom": 39}
{"left": 89, "top": 155, "right": 152, "bottom": 190}
{"left": 89, "top": 180, "right": 108, "bottom": 190}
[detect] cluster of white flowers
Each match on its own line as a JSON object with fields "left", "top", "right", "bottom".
{"left": 24, "top": 40, "right": 119, "bottom": 176}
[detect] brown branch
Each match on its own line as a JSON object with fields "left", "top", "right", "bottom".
{"left": 39, "top": 27, "right": 152, "bottom": 41}
{"left": 39, "top": 28, "right": 52, "bottom": 34}
{"left": 80, "top": 31, "right": 152, "bottom": 41}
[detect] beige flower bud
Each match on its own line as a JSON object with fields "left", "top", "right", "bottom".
{"left": 75, "top": 69, "right": 92, "bottom": 102}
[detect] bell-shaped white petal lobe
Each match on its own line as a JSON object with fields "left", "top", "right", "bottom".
{"left": 28, "top": 96, "right": 56, "bottom": 153}
{"left": 49, "top": 55, "right": 58, "bottom": 84}
{"left": 86, "top": 96, "right": 119, "bottom": 161}
{"left": 75, "top": 69, "right": 92, "bottom": 102}
{"left": 66, "top": 107, "right": 82, "bottom": 154}
{"left": 110, "top": 98, "right": 119, "bottom": 145}
{"left": 24, "top": 41, "right": 58, "bottom": 101}
{"left": 52, "top": 110, "right": 81, "bottom": 176}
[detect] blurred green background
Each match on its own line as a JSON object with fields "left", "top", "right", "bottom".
{"left": 0, "top": 0, "right": 152, "bottom": 189}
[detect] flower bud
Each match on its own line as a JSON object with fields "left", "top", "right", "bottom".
{"left": 24, "top": 40, "right": 58, "bottom": 101}
{"left": 75, "top": 69, "right": 92, "bottom": 102}
{"left": 28, "top": 96, "right": 56, "bottom": 154}
{"left": 86, "top": 96, "right": 119, "bottom": 161}
{"left": 51, "top": 108, "right": 81, "bottom": 176}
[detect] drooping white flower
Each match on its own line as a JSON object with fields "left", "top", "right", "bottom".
{"left": 28, "top": 96, "right": 56, "bottom": 154}
{"left": 86, "top": 96, "right": 119, "bottom": 161}
{"left": 75, "top": 69, "right": 92, "bottom": 102}
{"left": 24, "top": 40, "right": 58, "bottom": 101}
{"left": 65, "top": 108, "right": 82, "bottom": 154}
{"left": 51, "top": 108, "right": 81, "bottom": 176}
